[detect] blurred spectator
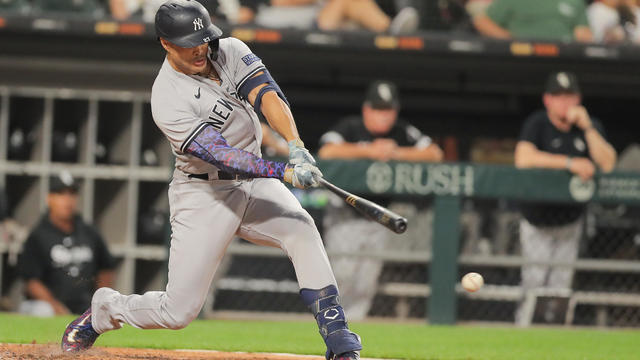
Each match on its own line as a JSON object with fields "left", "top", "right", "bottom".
{"left": 588, "top": 0, "right": 626, "bottom": 43}
{"left": 513, "top": 71, "right": 616, "bottom": 326}
{"left": 466, "top": 0, "right": 493, "bottom": 18}
{"left": 109, "top": 0, "right": 143, "bottom": 20}
{"left": 237, "top": 0, "right": 419, "bottom": 34}
{"left": 111, "top": 0, "right": 227, "bottom": 22}
{"left": 237, "top": 0, "right": 322, "bottom": 29}
{"left": 0, "top": 0, "right": 30, "bottom": 14}
{"left": 620, "top": 0, "right": 640, "bottom": 42}
{"left": 318, "top": 0, "right": 419, "bottom": 34}
{"left": 18, "top": 171, "right": 116, "bottom": 316}
{"left": 31, "top": 0, "right": 105, "bottom": 17}
{"left": 318, "top": 80, "right": 443, "bottom": 320}
{"left": 473, "top": 0, "right": 593, "bottom": 42}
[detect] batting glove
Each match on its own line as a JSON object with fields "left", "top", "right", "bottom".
{"left": 288, "top": 139, "right": 316, "bottom": 166}
{"left": 284, "top": 163, "right": 323, "bottom": 189}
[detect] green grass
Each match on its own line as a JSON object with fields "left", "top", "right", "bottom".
{"left": 0, "top": 313, "right": 638, "bottom": 359}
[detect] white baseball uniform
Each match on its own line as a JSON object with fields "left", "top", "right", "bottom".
{"left": 90, "top": 37, "right": 337, "bottom": 333}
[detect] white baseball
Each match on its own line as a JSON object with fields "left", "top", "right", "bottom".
{"left": 461, "top": 272, "right": 484, "bottom": 292}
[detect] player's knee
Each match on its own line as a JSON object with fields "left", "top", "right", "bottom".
{"left": 165, "top": 302, "right": 201, "bottom": 329}
{"left": 167, "top": 309, "right": 198, "bottom": 329}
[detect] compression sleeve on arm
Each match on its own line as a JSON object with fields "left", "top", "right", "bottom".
{"left": 182, "top": 123, "right": 287, "bottom": 179}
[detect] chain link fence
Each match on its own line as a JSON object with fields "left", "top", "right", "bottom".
{"left": 208, "top": 191, "right": 640, "bottom": 328}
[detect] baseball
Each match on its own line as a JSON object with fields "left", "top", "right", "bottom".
{"left": 461, "top": 272, "right": 484, "bottom": 292}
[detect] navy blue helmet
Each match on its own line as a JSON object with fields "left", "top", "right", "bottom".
{"left": 155, "top": 0, "right": 222, "bottom": 48}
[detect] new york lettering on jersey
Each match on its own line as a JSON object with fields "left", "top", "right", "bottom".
{"left": 208, "top": 98, "right": 234, "bottom": 130}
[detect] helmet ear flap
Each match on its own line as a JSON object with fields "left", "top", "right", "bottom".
{"left": 209, "top": 39, "right": 220, "bottom": 61}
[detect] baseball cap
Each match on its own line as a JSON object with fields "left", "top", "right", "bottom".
{"left": 545, "top": 71, "right": 581, "bottom": 94}
{"left": 50, "top": 171, "right": 79, "bottom": 194}
{"left": 365, "top": 80, "right": 400, "bottom": 109}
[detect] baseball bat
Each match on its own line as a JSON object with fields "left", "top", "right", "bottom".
{"left": 318, "top": 178, "right": 408, "bottom": 234}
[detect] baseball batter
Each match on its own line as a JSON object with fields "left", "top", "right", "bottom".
{"left": 61, "top": 1, "right": 362, "bottom": 359}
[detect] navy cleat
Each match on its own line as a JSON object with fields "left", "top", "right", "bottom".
{"left": 331, "top": 351, "right": 360, "bottom": 360}
{"left": 61, "top": 308, "right": 100, "bottom": 352}
{"left": 327, "top": 334, "right": 361, "bottom": 360}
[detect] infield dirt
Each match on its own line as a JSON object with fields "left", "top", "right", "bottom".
{"left": 0, "top": 343, "right": 324, "bottom": 359}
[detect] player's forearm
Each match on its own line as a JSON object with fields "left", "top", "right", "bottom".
{"left": 318, "top": 143, "right": 375, "bottom": 159}
{"left": 391, "top": 145, "right": 444, "bottom": 162}
{"left": 26, "top": 279, "right": 68, "bottom": 313}
{"left": 585, "top": 128, "right": 616, "bottom": 172}
{"left": 515, "top": 147, "right": 569, "bottom": 170}
{"left": 261, "top": 92, "right": 301, "bottom": 143}
{"left": 184, "top": 124, "right": 287, "bottom": 179}
{"left": 473, "top": 15, "right": 511, "bottom": 39}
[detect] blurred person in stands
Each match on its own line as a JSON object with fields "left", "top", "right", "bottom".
{"left": 318, "top": 80, "right": 443, "bottom": 320}
{"left": 237, "top": 0, "right": 322, "bottom": 29}
{"left": 473, "top": 0, "right": 593, "bottom": 42}
{"left": 0, "top": 0, "right": 30, "bottom": 14}
{"left": 514, "top": 71, "right": 616, "bottom": 326}
{"left": 237, "top": 0, "right": 419, "bottom": 34}
{"left": 465, "top": 0, "right": 493, "bottom": 18}
{"left": 18, "top": 171, "right": 116, "bottom": 316}
{"left": 110, "top": 0, "right": 227, "bottom": 22}
{"left": 588, "top": 0, "right": 627, "bottom": 43}
{"left": 31, "top": 0, "right": 105, "bottom": 17}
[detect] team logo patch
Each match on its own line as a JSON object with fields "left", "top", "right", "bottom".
{"left": 242, "top": 54, "right": 261, "bottom": 66}
{"left": 193, "top": 18, "right": 204, "bottom": 31}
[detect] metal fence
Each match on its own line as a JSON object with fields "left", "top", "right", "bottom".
{"left": 206, "top": 162, "right": 640, "bottom": 328}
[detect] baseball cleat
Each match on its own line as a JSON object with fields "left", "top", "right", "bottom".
{"left": 61, "top": 308, "right": 100, "bottom": 352}
{"left": 331, "top": 351, "right": 360, "bottom": 360}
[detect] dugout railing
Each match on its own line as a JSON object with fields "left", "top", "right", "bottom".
{"left": 207, "top": 160, "right": 640, "bottom": 327}
{"left": 1, "top": 86, "right": 639, "bottom": 327}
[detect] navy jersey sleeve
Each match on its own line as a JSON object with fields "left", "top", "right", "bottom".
{"left": 18, "top": 232, "right": 45, "bottom": 281}
{"left": 319, "top": 117, "right": 359, "bottom": 145}
{"left": 397, "top": 120, "right": 433, "bottom": 148}
{"left": 518, "top": 113, "right": 543, "bottom": 146}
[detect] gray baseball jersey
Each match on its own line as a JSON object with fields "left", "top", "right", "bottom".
{"left": 152, "top": 37, "right": 265, "bottom": 175}
{"left": 89, "top": 38, "right": 337, "bottom": 333}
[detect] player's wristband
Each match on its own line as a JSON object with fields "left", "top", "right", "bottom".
{"left": 566, "top": 156, "right": 573, "bottom": 170}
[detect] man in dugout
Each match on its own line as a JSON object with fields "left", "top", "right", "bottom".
{"left": 318, "top": 80, "right": 443, "bottom": 320}
{"left": 514, "top": 71, "right": 616, "bottom": 325}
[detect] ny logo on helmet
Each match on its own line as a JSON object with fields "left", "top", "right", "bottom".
{"left": 193, "top": 18, "right": 204, "bottom": 31}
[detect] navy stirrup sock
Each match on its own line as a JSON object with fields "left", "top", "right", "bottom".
{"left": 300, "top": 285, "right": 362, "bottom": 357}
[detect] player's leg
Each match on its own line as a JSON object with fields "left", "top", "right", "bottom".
{"left": 238, "top": 178, "right": 362, "bottom": 359}
{"left": 548, "top": 218, "right": 582, "bottom": 289}
{"left": 519, "top": 219, "right": 554, "bottom": 289}
{"left": 324, "top": 215, "right": 385, "bottom": 320}
{"left": 515, "top": 219, "right": 553, "bottom": 326}
{"left": 317, "top": 0, "right": 348, "bottom": 31}
{"left": 63, "top": 175, "right": 246, "bottom": 352}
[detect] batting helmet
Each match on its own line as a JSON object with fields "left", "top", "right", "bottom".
{"left": 155, "top": 0, "right": 223, "bottom": 48}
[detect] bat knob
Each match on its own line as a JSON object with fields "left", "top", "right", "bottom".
{"left": 394, "top": 217, "right": 408, "bottom": 234}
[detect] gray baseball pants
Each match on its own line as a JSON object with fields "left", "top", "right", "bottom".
{"left": 91, "top": 170, "right": 336, "bottom": 333}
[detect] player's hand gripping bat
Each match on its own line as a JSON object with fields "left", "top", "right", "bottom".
{"left": 318, "top": 178, "right": 408, "bottom": 234}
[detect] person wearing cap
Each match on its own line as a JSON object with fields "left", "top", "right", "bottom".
{"left": 513, "top": 71, "right": 616, "bottom": 326}
{"left": 17, "top": 172, "right": 116, "bottom": 316}
{"left": 318, "top": 80, "right": 443, "bottom": 162}
{"left": 317, "top": 80, "right": 442, "bottom": 320}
